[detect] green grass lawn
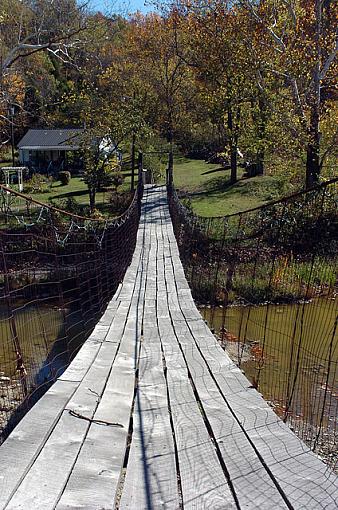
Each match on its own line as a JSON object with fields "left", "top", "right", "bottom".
{"left": 30, "top": 177, "right": 134, "bottom": 205}
{"left": 2, "top": 154, "right": 290, "bottom": 218}
{"left": 7, "top": 166, "right": 137, "bottom": 216}
{"left": 172, "top": 156, "right": 222, "bottom": 189}
{"left": 173, "top": 156, "right": 289, "bottom": 216}
{"left": 30, "top": 177, "right": 92, "bottom": 205}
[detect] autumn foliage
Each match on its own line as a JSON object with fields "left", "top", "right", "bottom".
{"left": 0, "top": 0, "right": 336, "bottom": 187}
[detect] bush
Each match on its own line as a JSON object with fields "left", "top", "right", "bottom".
{"left": 109, "top": 190, "right": 133, "bottom": 215}
{"left": 58, "top": 171, "right": 71, "bottom": 185}
{"left": 49, "top": 196, "right": 82, "bottom": 215}
{"left": 0, "top": 150, "right": 12, "bottom": 164}
{"left": 110, "top": 171, "right": 125, "bottom": 190}
{"left": 180, "top": 196, "right": 193, "bottom": 212}
{"left": 90, "top": 208, "right": 104, "bottom": 220}
{"left": 24, "top": 173, "right": 51, "bottom": 194}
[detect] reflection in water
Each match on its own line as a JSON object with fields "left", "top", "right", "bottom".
{"left": 0, "top": 302, "right": 86, "bottom": 439}
{"left": 201, "top": 297, "right": 337, "bottom": 461}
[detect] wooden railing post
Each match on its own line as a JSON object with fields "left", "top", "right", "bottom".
{"left": 130, "top": 131, "right": 136, "bottom": 192}
{"left": 137, "top": 151, "right": 144, "bottom": 203}
{"left": 167, "top": 150, "right": 173, "bottom": 188}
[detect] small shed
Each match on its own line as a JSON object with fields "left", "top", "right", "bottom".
{"left": 17, "top": 128, "right": 84, "bottom": 173}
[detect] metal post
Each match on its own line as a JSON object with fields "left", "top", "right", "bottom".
{"left": 138, "top": 151, "right": 143, "bottom": 181}
{"left": 18, "top": 168, "right": 23, "bottom": 192}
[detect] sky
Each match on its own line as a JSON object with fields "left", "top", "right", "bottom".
{"left": 90, "top": 0, "right": 156, "bottom": 15}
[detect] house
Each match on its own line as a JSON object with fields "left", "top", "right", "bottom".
{"left": 17, "top": 128, "right": 84, "bottom": 174}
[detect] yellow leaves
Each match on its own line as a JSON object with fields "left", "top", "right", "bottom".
{"left": 320, "top": 100, "right": 338, "bottom": 137}
{"left": 2, "top": 72, "right": 25, "bottom": 104}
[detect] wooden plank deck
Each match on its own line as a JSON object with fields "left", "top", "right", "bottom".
{"left": 0, "top": 186, "right": 337, "bottom": 509}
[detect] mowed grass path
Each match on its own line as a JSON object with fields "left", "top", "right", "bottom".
{"left": 173, "top": 156, "right": 283, "bottom": 217}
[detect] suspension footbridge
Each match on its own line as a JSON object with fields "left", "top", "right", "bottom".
{"left": 0, "top": 184, "right": 336, "bottom": 509}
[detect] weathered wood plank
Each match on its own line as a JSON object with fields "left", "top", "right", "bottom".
{"left": 120, "top": 345, "right": 179, "bottom": 510}
{"left": 120, "top": 219, "right": 180, "bottom": 509}
{"left": 5, "top": 328, "right": 123, "bottom": 509}
{"left": 58, "top": 339, "right": 102, "bottom": 383}
{"left": 161, "top": 201, "right": 338, "bottom": 509}
{"left": 158, "top": 324, "right": 236, "bottom": 508}
{"left": 55, "top": 214, "right": 153, "bottom": 509}
{"left": 155, "top": 214, "right": 236, "bottom": 509}
{"left": 270, "top": 452, "right": 338, "bottom": 509}
{"left": 0, "top": 380, "right": 79, "bottom": 509}
{"left": 1, "top": 186, "right": 336, "bottom": 510}
{"left": 6, "top": 410, "right": 89, "bottom": 510}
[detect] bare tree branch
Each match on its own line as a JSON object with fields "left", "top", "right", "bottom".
{"left": 240, "top": 0, "right": 286, "bottom": 52}
{"left": 1, "top": 26, "right": 87, "bottom": 74}
{"left": 320, "top": 33, "right": 338, "bottom": 80}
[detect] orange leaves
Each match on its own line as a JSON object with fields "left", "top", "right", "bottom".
{"left": 2, "top": 72, "right": 25, "bottom": 105}
{"left": 0, "top": 71, "right": 26, "bottom": 130}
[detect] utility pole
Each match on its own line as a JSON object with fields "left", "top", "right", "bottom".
{"left": 130, "top": 91, "right": 136, "bottom": 192}
{"left": 131, "top": 130, "right": 136, "bottom": 192}
{"left": 9, "top": 106, "right": 15, "bottom": 167}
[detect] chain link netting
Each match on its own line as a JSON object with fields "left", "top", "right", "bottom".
{"left": 168, "top": 178, "right": 338, "bottom": 469}
{"left": 0, "top": 175, "right": 143, "bottom": 441}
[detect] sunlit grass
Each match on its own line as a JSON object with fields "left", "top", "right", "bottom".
{"left": 173, "top": 156, "right": 290, "bottom": 216}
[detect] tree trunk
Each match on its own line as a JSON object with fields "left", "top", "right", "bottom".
{"left": 306, "top": 112, "right": 320, "bottom": 188}
{"left": 230, "top": 144, "right": 237, "bottom": 184}
{"left": 228, "top": 106, "right": 237, "bottom": 185}
{"left": 255, "top": 152, "right": 264, "bottom": 176}
{"left": 89, "top": 187, "right": 96, "bottom": 213}
{"left": 167, "top": 119, "right": 174, "bottom": 187}
{"left": 168, "top": 147, "right": 174, "bottom": 187}
{"left": 255, "top": 94, "right": 267, "bottom": 176}
{"left": 306, "top": 0, "right": 322, "bottom": 189}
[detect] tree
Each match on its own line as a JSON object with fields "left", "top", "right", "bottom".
{"left": 126, "top": 12, "right": 194, "bottom": 182}
{"left": 0, "top": 0, "right": 88, "bottom": 76}
{"left": 69, "top": 76, "right": 140, "bottom": 212}
{"left": 172, "top": 1, "right": 254, "bottom": 183}
{"left": 82, "top": 130, "right": 120, "bottom": 213}
{"left": 240, "top": 0, "right": 337, "bottom": 187}
{"left": 0, "top": 0, "right": 90, "bottom": 147}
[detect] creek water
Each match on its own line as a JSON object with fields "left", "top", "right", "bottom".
{"left": 1, "top": 297, "right": 336, "bottom": 457}
{"left": 0, "top": 302, "right": 86, "bottom": 438}
{"left": 200, "top": 297, "right": 337, "bottom": 437}
{"left": 0, "top": 303, "right": 86, "bottom": 381}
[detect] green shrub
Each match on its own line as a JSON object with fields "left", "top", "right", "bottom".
{"left": 90, "top": 208, "right": 104, "bottom": 220}
{"left": 49, "top": 196, "right": 82, "bottom": 215}
{"left": 109, "top": 190, "right": 133, "bottom": 214}
{"left": 110, "top": 171, "right": 125, "bottom": 190}
{"left": 293, "top": 259, "right": 336, "bottom": 288}
{"left": 58, "top": 171, "right": 71, "bottom": 185}
{"left": 24, "top": 173, "right": 51, "bottom": 194}
{"left": 181, "top": 196, "right": 193, "bottom": 211}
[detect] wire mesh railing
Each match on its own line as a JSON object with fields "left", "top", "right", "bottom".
{"left": 168, "top": 177, "right": 338, "bottom": 468}
{"left": 0, "top": 172, "right": 143, "bottom": 441}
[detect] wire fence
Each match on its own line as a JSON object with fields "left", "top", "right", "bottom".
{"left": 0, "top": 173, "right": 143, "bottom": 441}
{"left": 168, "top": 177, "right": 338, "bottom": 468}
